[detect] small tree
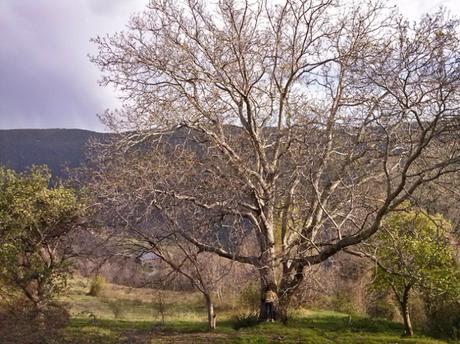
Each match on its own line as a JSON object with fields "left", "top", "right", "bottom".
{"left": 0, "top": 166, "right": 85, "bottom": 322}
{"left": 118, "top": 227, "right": 233, "bottom": 330}
{"left": 370, "top": 206, "right": 460, "bottom": 337}
{"left": 153, "top": 249, "right": 231, "bottom": 330}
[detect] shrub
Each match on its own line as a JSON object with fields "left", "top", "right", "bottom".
{"left": 329, "top": 292, "right": 358, "bottom": 315}
{"left": 103, "top": 298, "right": 125, "bottom": 319}
{"left": 239, "top": 282, "right": 260, "bottom": 313}
{"left": 424, "top": 299, "right": 460, "bottom": 339}
{"left": 366, "top": 292, "right": 398, "bottom": 321}
{"left": 88, "top": 275, "right": 106, "bottom": 297}
{"left": 232, "top": 312, "right": 259, "bottom": 330}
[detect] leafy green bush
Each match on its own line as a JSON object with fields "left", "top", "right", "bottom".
{"left": 88, "top": 275, "right": 106, "bottom": 297}
{"left": 369, "top": 205, "right": 459, "bottom": 336}
{"left": 0, "top": 166, "right": 85, "bottom": 318}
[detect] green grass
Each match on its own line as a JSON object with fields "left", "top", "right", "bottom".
{"left": 56, "top": 311, "right": 450, "bottom": 344}
{"left": 4, "top": 277, "right": 455, "bottom": 343}
{"left": 60, "top": 277, "right": 206, "bottom": 322}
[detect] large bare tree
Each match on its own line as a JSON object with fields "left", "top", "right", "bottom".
{"left": 90, "top": 0, "right": 460, "bottom": 319}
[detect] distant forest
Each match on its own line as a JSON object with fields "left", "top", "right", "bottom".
{"left": 0, "top": 129, "right": 105, "bottom": 178}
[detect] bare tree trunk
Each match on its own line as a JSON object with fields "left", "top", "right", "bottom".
{"left": 276, "top": 264, "right": 305, "bottom": 323}
{"left": 21, "top": 283, "right": 47, "bottom": 329}
{"left": 400, "top": 286, "right": 413, "bottom": 337}
{"left": 277, "top": 294, "right": 290, "bottom": 323}
{"left": 33, "top": 301, "right": 46, "bottom": 330}
{"left": 157, "top": 289, "right": 166, "bottom": 325}
{"left": 204, "top": 293, "right": 216, "bottom": 330}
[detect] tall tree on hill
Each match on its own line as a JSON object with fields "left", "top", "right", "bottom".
{"left": 90, "top": 0, "right": 460, "bottom": 319}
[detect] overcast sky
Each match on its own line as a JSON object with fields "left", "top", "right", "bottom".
{"left": 1, "top": 0, "right": 459, "bottom": 131}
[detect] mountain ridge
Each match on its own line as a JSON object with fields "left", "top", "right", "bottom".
{"left": 0, "top": 128, "right": 106, "bottom": 178}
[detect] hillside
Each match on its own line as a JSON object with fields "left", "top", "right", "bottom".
{"left": 0, "top": 129, "right": 106, "bottom": 178}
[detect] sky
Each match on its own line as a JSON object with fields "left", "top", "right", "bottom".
{"left": 0, "top": 0, "right": 459, "bottom": 132}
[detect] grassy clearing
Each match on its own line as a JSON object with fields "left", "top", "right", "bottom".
{"left": 0, "top": 279, "right": 446, "bottom": 344}
{"left": 56, "top": 312, "right": 449, "bottom": 344}
{"left": 61, "top": 277, "right": 206, "bottom": 322}
{"left": 7, "top": 277, "right": 454, "bottom": 343}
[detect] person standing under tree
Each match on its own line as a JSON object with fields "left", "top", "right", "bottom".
{"left": 264, "top": 285, "right": 278, "bottom": 322}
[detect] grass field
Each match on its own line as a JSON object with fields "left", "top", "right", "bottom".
{"left": 57, "top": 312, "right": 450, "bottom": 344}
{"left": 4, "top": 278, "right": 456, "bottom": 344}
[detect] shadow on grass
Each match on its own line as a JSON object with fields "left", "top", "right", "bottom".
{"left": 295, "top": 313, "right": 405, "bottom": 334}
{"left": 59, "top": 318, "right": 225, "bottom": 344}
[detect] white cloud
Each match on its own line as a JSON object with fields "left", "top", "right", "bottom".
{"left": 392, "top": 0, "right": 460, "bottom": 20}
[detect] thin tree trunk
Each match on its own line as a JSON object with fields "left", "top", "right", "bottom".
{"left": 157, "top": 289, "right": 166, "bottom": 325}
{"left": 34, "top": 301, "right": 46, "bottom": 330}
{"left": 400, "top": 286, "right": 413, "bottom": 337}
{"left": 204, "top": 293, "right": 216, "bottom": 330}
